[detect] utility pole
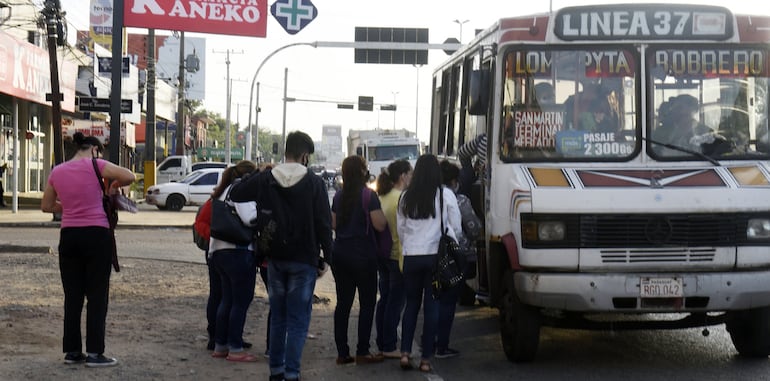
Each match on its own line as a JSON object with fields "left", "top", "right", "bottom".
{"left": 42, "top": 0, "right": 64, "bottom": 165}
{"left": 175, "top": 31, "right": 185, "bottom": 156}
{"left": 144, "top": 29, "right": 157, "bottom": 193}
{"left": 213, "top": 49, "right": 243, "bottom": 163}
{"left": 281, "top": 67, "right": 288, "bottom": 154}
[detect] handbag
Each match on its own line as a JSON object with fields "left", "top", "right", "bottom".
{"left": 432, "top": 187, "right": 465, "bottom": 298}
{"left": 209, "top": 185, "right": 254, "bottom": 246}
{"left": 362, "top": 187, "right": 393, "bottom": 259}
{"left": 91, "top": 158, "right": 120, "bottom": 272}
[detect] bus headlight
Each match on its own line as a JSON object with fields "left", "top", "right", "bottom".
{"left": 538, "top": 221, "right": 566, "bottom": 241}
{"left": 747, "top": 218, "right": 770, "bottom": 240}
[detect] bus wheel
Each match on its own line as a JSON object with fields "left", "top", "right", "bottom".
{"left": 499, "top": 270, "right": 540, "bottom": 362}
{"left": 726, "top": 306, "right": 770, "bottom": 357}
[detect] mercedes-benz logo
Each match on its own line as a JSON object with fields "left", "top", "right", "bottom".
{"left": 645, "top": 217, "right": 673, "bottom": 244}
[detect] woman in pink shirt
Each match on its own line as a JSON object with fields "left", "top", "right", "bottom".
{"left": 41, "top": 132, "right": 135, "bottom": 367}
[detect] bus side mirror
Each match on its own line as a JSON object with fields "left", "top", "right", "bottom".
{"left": 356, "top": 146, "right": 363, "bottom": 156}
{"left": 272, "top": 142, "right": 279, "bottom": 155}
{"left": 468, "top": 69, "right": 490, "bottom": 115}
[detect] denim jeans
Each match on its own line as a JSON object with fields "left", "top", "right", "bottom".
{"left": 376, "top": 258, "right": 405, "bottom": 352}
{"left": 268, "top": 260, "right": 317, "bottom": 380}
{"left": 58, "top": 227, "right": 113, "bottom": 355}
{"left": 400, "top": 255, "right": 439, "bottom": 360}
{"left": 436, "top": 282, "right": 460, "bottom": 350}
{"left": 211, "top": 249, "right": 257, "bottom": 351}
{"left": 331, "top": 251, "right": 378, "bottom": 357}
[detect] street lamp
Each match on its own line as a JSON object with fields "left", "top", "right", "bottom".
{"left": 453, "top": 19, "right": 470, "bottom": 43}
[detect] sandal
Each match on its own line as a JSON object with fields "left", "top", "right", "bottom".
{"left": 211, "top": 351, "right": 228, "bottom": 358}
{"left": 226, "top": 352, "right": 259, "bottom": 362}
{"left": 419, "top": 360, "right": 432, "bottom": 373}
{"left": 399, "top": 353, "right": 413, "bottom": 370}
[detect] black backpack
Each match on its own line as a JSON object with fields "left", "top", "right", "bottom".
{"left": 253, "top": 171, "right": 293, "bottom": 258}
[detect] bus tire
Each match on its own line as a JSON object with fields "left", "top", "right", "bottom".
{"left": 726, "top": 306, "right": 770, "bottom": 357}
{"left": 499, "top": 270, "right": 540, "bottom": 362}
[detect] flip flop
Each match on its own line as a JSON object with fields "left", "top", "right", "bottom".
{"left": 226, "top": 352, "right": 259, "bottom": 362}
{"left": 211, "top": 351, "right": 228, "bottom": 358}
{"left": 400, "top": 354, "right": 413, "bottom": 370}
{"left": 419, "top": 360, "right": 432, "bottom": 373}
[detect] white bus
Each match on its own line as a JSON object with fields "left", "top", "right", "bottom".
{"left": 429, "top": 3, "right": 770, "bottom": 362}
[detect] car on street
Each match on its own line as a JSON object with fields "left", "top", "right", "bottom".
{"left": 145, "top": 168, "right": 223, "bottom": 211}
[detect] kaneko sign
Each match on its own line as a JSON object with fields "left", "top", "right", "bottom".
{"left": 124, "top": 0, "right": 267, "bottom": 37}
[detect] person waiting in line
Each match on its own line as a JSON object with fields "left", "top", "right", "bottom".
{"left": 374, "top": 159, "right": 413, "bottom": 359}
{"left": 230, "top": 131, "right": 333, "bottom": 381}
{"left": 330, "top": 155, "right": 388, "bottom": 365}
{"left": 396, "top": 154, "right": 462, "bottom": 373}
{"left": 456, "top": 132, "right": 487, "bottom": 198}
{"left": 432, "top": 160, "right": 483, "bottom": 359}
{"left": 208, "top": 160, "right": 260, "bottom": 363}
{"left": 41, "top": 132, "right": 136, "bottom": 367}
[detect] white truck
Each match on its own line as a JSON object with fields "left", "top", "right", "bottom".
{"left": 347, "top": 129, "right": 420, "bottom": 179}
{"left": 155, "top": 155, "right": 193, "bottom": 184}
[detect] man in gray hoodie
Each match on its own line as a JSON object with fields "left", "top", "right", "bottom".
{"left": 230, "top": 131, "right": 333, "bottom": 381}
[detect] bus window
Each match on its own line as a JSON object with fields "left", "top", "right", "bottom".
{"left": 500, "top": 48, "right": 638, "bottom": 162}
{"left": 648, "top": 46, "right": 770, "bottom": 160}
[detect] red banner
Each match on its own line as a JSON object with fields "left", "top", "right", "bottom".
{"left": 124, "top": 0, "right": 267, "bottom": 37}
{"left": 0, "top": 30, "right": 76, "bottom": 112}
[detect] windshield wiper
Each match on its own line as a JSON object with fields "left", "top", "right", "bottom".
{"left": 643, "top": 137, "right": 720, "bottom": 166}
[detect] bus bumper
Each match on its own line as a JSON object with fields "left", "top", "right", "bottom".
{"left": 513, "top": 271, "right": 770, "bottom": 311}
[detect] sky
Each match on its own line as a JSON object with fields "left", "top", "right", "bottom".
{"left": 58, "top": 0, "right": 764, "bottom": 147}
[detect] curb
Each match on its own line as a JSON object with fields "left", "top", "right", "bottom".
{"left": 0, "top": 244, "right": 53, "bottom": 254}
{"left": 0, "top": 223, "right": 191, "bottom": 230}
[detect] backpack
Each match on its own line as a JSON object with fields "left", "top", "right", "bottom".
{"left": 252, "top": 171, "right": 293, "bottom": 258}
{"left": 193, "top": 199, "right": 212, "bottom": 251}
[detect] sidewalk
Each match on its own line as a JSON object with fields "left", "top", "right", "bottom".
{"left": 0, "top": 203, "right": 195, "bottom": 229}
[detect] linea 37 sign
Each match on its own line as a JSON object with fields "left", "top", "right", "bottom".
{"left": 124, "top": 0, "right": 267, "bottom": 37}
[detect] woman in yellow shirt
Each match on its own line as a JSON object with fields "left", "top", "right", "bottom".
{"left": 374, "top": 160, "right": 412, "bottom": 359}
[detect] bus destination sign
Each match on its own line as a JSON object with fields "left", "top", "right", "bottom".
{"left": 555, "top": 4, "right": 733, "bottom": 41}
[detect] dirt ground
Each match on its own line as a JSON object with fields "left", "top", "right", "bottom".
{"left": 0, "top": 251, "right": 403, "bottom": 381}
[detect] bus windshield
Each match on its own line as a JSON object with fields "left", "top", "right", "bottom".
{"left": 647, "top": 46, "right": 770, "bottom": 161}
{"left": 500, "top": 47, "right": 639, "bottom": 162}
{"left": 367, "top": 145, "right": 420, "bottom": 161}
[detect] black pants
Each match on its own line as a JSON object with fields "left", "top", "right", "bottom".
{"left": 331, "top": 251, "right": 378, "bottom": 357}
{"left": 0, "top": 179, "right": 5, "bottom": 206}
{"left": 58, "top": 227, "right": 113, "bottom": 354}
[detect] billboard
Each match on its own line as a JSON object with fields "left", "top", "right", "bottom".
{"left": 124, "top": 0, "right": 268, "bottom": 37}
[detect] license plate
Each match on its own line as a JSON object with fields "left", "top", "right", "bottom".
{"left": 640, "top": 277, "right": 683, "bottom": 298}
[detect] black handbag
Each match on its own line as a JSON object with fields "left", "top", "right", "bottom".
{"left": 432, "top": 188, "right": 465, "bottom": 298}
{"left": 209, "top": 185, "right": 253, "bottom": 246}
{"left": 91, "top": 158, "right": 120, "bottom": 272}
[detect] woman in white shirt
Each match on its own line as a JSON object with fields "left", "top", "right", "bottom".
{"left": 396, "top": 154, "right": 461, "bottom": 373}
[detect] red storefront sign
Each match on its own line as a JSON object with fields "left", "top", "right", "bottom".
{"left": 0, "top": 30, "right": 77, "bottom": 112}
{"left": 124, "top": 0, "right": 268, "bottom": 37}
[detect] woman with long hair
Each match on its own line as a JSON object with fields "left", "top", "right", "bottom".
{"left": 331, "top": 155, "right": 387, "bottom": 365}
{"left": 374, "top": 159, "right": 412, "bottom": 358}
{"left": 41, "top": 132, "right": 136, "bottom": 367}
{"left": 208, "top": 160, "right": 260, "bottom": 362}
{"left": 396, "top": 154, "right": 461, "bottom": 373}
